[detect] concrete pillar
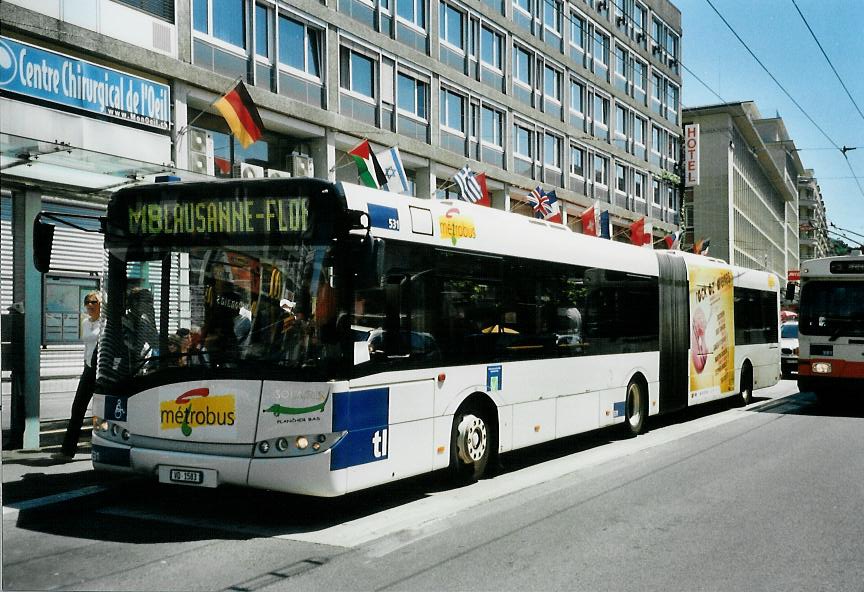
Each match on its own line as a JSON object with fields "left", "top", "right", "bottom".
{"left": 11, "top": 189, "right": 43, "bottom": 449}
{"left": 415, "top": 167, "right": 436, "bottom": 200}
{"left": 311, "top": 129, "right": 336, "bottom": 182}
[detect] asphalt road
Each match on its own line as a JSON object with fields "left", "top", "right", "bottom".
{"left": 4, "top": 379, "right": 863, "bottom": 591}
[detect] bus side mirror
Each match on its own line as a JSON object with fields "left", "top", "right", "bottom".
{"left": 785, "top": 283, "right": 796, "bottom": 301}
{"left": 33, "top": 218, "right": 55, "bottom": 273}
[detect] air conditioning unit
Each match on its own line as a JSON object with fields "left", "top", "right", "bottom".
{"left": 188, "top": 128, "right": 214, "bottom": 176}
{"left": 234, "top": 162, "right": 266, "bottom": 178}
{"left": 287, "top": 153, "right": 314, "bottom": 178}
{"left": 267, "top": 168, "right": 292, "bottom": 178}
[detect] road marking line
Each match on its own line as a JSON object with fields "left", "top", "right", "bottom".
{"left": 2, "top": 484, "right": 113, "bottom": 520}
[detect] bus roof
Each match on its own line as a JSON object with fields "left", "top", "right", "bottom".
{"left": 801, "top": 254, "right": 864, "bottom": 278}
{"left": 340, "top": 181, "right": 778, "bottom": 291}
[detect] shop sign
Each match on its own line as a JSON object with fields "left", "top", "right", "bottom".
{"left": 0, "top": 36, "right": 170, "bottom": 130}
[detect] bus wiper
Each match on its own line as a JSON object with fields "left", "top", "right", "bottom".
{"left": 820, "top": 316, "right": 854, "bottom": 342}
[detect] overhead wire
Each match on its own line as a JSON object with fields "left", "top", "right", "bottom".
{"left": 702, "top": 0, "right": 864, "bottom": 204}
{"left": 790, "top": 0, "right": 864, "bottom": 125}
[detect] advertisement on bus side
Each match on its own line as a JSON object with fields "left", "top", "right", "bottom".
{"left": 688, "top": 264, "right": 735, "bottom": 397}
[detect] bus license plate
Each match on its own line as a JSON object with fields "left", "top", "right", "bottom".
{"left": 169, "top": 469, "right": 203, "bottom": 484}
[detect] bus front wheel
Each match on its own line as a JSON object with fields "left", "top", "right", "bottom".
{"left": 450, "top": 408, "right": 492, "bottom": 483}
{"left": 624, "top": 377, "right": 648, "bottom": 437}
{"left": 740, "top": 363, "right": 754, "bottom": 406}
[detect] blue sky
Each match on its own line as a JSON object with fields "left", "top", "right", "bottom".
{"left": 678, "top": 0, "right": 864, "bottom": 244}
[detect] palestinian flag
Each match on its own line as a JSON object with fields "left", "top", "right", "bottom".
{"left": 349, "top": 139, "right": 388, "bottom": 189}
{"left": 214, "top": 81, "right": 264, "bottom": 149}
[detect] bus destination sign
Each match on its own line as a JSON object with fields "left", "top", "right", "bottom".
{"left": 829, "top": 260, "right": 864, "bottom": 274}
{"left": 126, "top": 197, "right": 309, "bottom": 237}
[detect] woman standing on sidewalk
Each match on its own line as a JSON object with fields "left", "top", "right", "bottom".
{"left": 54, "top": 291, "right": 101, "bottom": 461}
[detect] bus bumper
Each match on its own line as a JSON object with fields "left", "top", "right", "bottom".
{"left": 798, "top": 376, "right": 863, "bottom": 396}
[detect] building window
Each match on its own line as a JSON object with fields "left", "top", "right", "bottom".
{"left": 666, "top": 83, "right": 679, "bottom": 124}
{"left": 194, "top": 0, "right": 246, "bottom": 48}
{"left": 481, "top": 105, "right": 503, "bottom": 148}
{"left": 280, "top": 16, "right": 322, "bottom": 78}
{"left": 616, "top": 162, "right": 627, "bottom": 193}
{"left": 514, "top": 123, "right": 533, "bottom": 160}
{"left": 632, "top": 59, "right": 646, "bottom": 104}
{"left": 634, "top": 171, "right": 646, "bottom": 201}
{"left": 570, "top": 144, "right": 585, "bottom": 177}
{"left": 340, "top": 46, "right": 375, "bottom": 98}
{"left": 114, "top": 0, "right": 175, "bottom": 22}
{"left": 593, "top": 93, "right": 609, "bottom": 139}
{"left": 569, "top": 12, "right": 585, "bottom": 55}
{"left": 653, "top": 178, "right": 661, "bottom": 205}
{"left": 634, "top": 2, "right": 647, "bottom": 46}
{"left": 594, "top": 154, "right": 608, "bottom": 186}
{"left": 615, "top": 104, "right": 627, "bottom": 150}
{"left": 513, "top": 0, "right": 531, "bottom": 17}
{"left": 255, "top": 4, "right": 269, "bottom": 58}
{"left": 593, "top": 29, "right": 608, "bottom": 78}
{"left": 544, "top": 65, "right": 561, "bottom": 103}
{"left": 570, "top": 79, "right": 585, "bottom": 115}
{"left": 397, "top": 0, "right": 426, "bottom": 28}
{"left": 440, "top": 88, "right": 465, "bottom": 133}
{"left": 481, "top": 25, "right": 503, "bottom": 71}
{"left": 397, "top": 72, "right": 428, "bottom": 119}
{"left": 514, "top": 45, "right": 532, "bottom": 88}
{"left": 544, "top": 0, "right": 562, "bottom": 39}
{"left": 667, "top": 185, "right": 676, "bottom": 210}
{"left": 634, "top": 115, "right": 646, "bottom": 157}
{"left": 440, "top": 3, "right": 465, "bottom": 51}
{"left": 651, "top": 73, "right": 663, "bottom": 115}
{"left": 544, "top": 133, "right": 561, "bottom": 169}
{"left": 614, "top": 45, "right": 627, "bottom": 92}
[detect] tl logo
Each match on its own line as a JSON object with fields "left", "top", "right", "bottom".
{"left": 160, "top": 387, "right": 236, "bottom": 437}
{"left": 372, "top": 428, "right": 389, "bottom": 459}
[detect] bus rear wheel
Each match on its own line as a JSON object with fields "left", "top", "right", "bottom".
{"left": 624, "top": 378, "right": 647, "bottom": 437}
{"left": 450, "top": 408, "right": 492, "bottom": 483}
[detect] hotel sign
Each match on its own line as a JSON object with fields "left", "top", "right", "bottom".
{"left": 0, "top": 36, "right": 170, "bottom": 130}
{"left": 684, "top": 123, "right": 700, "bottom": 187}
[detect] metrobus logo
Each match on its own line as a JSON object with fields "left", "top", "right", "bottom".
{"left": 160, "top": 387, "right": 236, "bottom": 437}
{"left": 439, "top": 208, "right": 476, "bottom": 245}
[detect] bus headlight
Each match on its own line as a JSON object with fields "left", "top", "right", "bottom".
{"left": 91, "top": 417, "right": 130, "bottom": 444}
{"left": 812, "top": 362, "right": 832, "bottom": 374}
{"left": 254, "top": 431, "right": 347, "bottom": 458}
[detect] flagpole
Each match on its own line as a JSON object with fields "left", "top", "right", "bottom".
{"left": 175, "top": 76, "right": 244, "bottom": 144}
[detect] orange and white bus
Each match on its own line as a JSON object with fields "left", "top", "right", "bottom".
{"left": 797, "top": 254, "right": 864, "bottom": 400}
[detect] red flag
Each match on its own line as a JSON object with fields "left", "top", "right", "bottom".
{"left": 630, "top": 218, "right": 645, "bottom": 246}
{"left": 581, "top": 205, "right": 597, "bottom": 236}
{"left": 474, "top": 172, "right": 491, "bottom": 207}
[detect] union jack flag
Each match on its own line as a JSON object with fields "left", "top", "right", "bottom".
{"left": 527, "top": 186, "right": 552, "bottom": 218}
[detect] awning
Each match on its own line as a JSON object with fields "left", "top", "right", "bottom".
{"left": 0, "top": 133, "right": 213, "bottom": 194}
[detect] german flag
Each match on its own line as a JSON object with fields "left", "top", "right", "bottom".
{"left": 214, "top": 81, "right": 264, "bottom": 149}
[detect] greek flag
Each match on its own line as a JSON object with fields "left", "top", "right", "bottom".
{"left": 453, "top": 165, "right": 483, "bottom": 203}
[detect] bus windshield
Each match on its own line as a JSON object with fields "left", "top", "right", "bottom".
{"left": 799, "top": 281, "right": 864, "bottom": 337}
{"left": 98, "top": 241, "right": 343, "bottom": 389}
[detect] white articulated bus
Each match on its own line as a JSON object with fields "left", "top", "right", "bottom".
{"left": 46, "top": 178, "right": 779, "bottom": 496}
{"left": 796, "top": 254, "right": 864, "bottom": 400}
